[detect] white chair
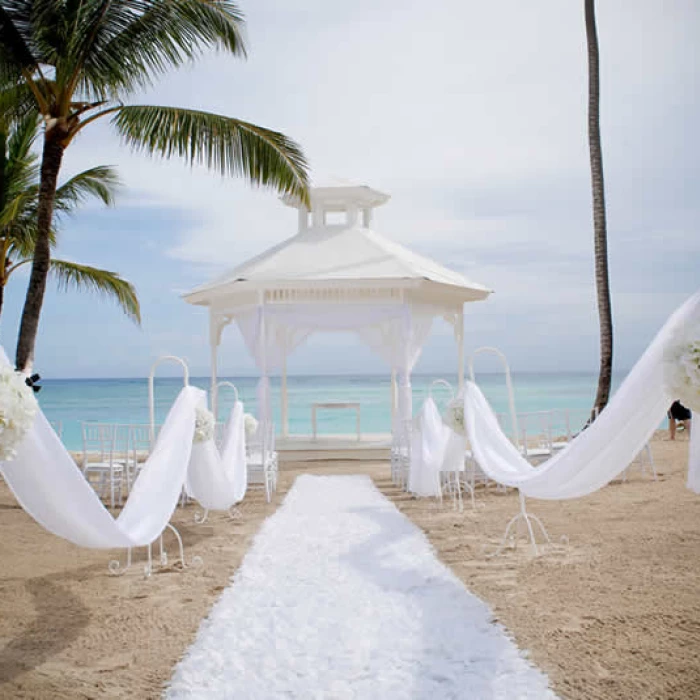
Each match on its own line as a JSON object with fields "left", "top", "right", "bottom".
{"left": 391, "top": 417, "right": 412, "bottom": 490}
{"left": 81, "top": 423, "right": 126, "bottom": 509}
{"left": 247, "top": 421, "right": 277, "bottom": 502}
{"left": 125, "top": 424, "right": 152, "bottom": 490}
{"left": 519, "top": 411, "right": 553, "bottom": 462}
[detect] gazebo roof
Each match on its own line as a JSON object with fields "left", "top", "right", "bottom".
{"left": 184, "top": 182, "right": 492, "bottom": 310}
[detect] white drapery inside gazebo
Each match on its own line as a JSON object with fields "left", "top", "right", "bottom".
{"left": 220, "top": 299, "right": 437, "bottom": 435}
{"left": 184, "top": 180, "right": 492, "bottom": 443}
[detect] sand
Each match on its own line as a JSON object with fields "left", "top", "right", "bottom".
{"left": 0, "top": 432, "right": 698, "bottom": 699}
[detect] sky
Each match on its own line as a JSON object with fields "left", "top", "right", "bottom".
{"left": 0, "top": 0, "right": 698, "bottom": 378}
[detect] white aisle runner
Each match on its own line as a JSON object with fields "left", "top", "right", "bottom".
{"left": 167, "top": 475, "right": 555, "bottom": 699}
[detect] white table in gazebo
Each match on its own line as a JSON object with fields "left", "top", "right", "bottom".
{"left": 311, "top": 402, "right": 361, "bottom": 441}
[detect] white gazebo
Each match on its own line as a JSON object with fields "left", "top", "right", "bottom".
{"left": 184, "top": 180, "right": 491, "bottom": 453}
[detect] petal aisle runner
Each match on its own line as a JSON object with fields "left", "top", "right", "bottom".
{"left": 167, "top": 475, "right": 556, "bottom": 699}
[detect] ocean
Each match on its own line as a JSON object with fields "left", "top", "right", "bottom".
{"left": 39, "top": 372, "right": 623, "bottom": 451}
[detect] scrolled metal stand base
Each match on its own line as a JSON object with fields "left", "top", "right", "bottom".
{"left": 107, "top": 524, "right": 203, "bottom": 578}
{"left": 194, "top": 505, "right": 243, "bottom": 523}
{"left": 194, "top": 509, "right": 209, "bottom": 524}
{"left": 485, "top": 491, "right": 562, "bottom": 558}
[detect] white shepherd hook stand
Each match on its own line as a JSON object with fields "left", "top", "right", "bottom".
{"left": 108, "top": 355, "right": 203, "bottom": 578}
{"left": 487, "top": 491, "right": 553, "bottom": 558}
{"left": 469, "top": 347, "right": 560, "bottom": 557}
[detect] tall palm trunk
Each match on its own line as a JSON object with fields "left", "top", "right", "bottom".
{"left": 15, "top": 133, "right": 65, "bottom": 371}
{"left": 585, "top": 0, "right": 613, "bottom": 419}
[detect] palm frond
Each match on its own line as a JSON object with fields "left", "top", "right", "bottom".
{"left": 5, "top": 219, "right": 56, "bottom": 259}
{"left": 32, "top": 1, "right": 246, "bottom": 102}
{"left": 113, "top": 105, "right": 310, "bottom": 203}
{"left": 0, "top": 188, "right": 36, "bottom": 228}
{"left": 7, "top": 109, "right": 37, "bottom": 158}
{"left": 4, "top": 110, "right": 39, "bottom": 193}
{"left": 0, "top": 3, "right": 40, "bottom": 81}
{"left": 0, "top": 79, "right": 42, "bottom": 122}
{"left": 49, "top": 259, "right": 141, "bottom": 324}
{"left": 54, "top": 165, "right": 121, "bottom": 213}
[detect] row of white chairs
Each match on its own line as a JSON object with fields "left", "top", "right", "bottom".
{"left": 80, "top": 419, "right": 279, "bottom": 509}
{"left": 81, "top": 423, "right": 152, "bottom": 509}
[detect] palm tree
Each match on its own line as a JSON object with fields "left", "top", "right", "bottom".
{"left": 0, "top": 1, "right": 309, "bottom": 372}
{"left": 0, "top": 113, "right": 139, "bottom": 325}
{"left": 585, "top": 0, "right": 613, "bottom": 418}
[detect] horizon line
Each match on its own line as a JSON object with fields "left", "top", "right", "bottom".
{"left": 41, "top": 369, "right": 631, "bottom": 382}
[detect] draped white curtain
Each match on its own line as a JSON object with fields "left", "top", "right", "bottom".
{"left": 0, "top": 345, "right": 249, "bottom": 549}
{"left": 233, "top": 301, "right": 437, "bottom": 427}
{"left": 357, "top": 304, "right": 434, "bottom": 431}
{"left": 463, "top": 290, "right": 700, "bottom": 499}
{"left": 1, "top": 382, "right": 203, "bottom": 548}
{"left": 186, "top": 400, "right": 248, "bottom": 510}
{"left": 408, "top": 397, "right": 448, "bottom": 496}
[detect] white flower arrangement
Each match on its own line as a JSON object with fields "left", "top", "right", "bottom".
{"left": 443, "top": 399, "right": 466, "bottom": 436}
{"left": 193, "top": 406, "right": 215, "bottom": 443}
{"left": 0, "top": 366, "right": 38, "bottom": 462}
{"left": 663, "top": 322, "right": 700, "bottom": 412}
{"left": 244, "top": 413, "right": 259, "bottom": 440}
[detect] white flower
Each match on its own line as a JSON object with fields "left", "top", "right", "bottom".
{"left": 0, "top": 367, "right": 38, "bottom": 462}
{"left": 443, "top": 399, "right": 466, "bottom": 436}
{"left": 193, "top": 406, "right": 215, "bottom": 443}
{"left": 244, "top": 413, "right": 259, "bottom": 440}
{"left": 663, "top": 322, "right": 700, "bottom": 412}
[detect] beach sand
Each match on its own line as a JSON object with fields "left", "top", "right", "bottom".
{"left": 0, "top": 432, "right": 698, "bottom": 698}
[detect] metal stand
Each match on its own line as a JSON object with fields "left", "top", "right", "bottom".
{"left": 194, "top": 508, "right": 209, "bottom": 524}
{"left": 486, "top": 491, "right": 555, "bottom": 558}
{"left": 622, "top": 443, "right": 657, "bottom": 482}
{"left": 107, "top": 524, "right": 202, "bottom": 578}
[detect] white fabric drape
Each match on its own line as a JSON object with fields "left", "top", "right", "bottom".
{"left": 408, "top": 398, "right": 448, "bottom": 497}
{"left": 186, "top": 400, "right": 248, "bottom": 510}
{"left": 464, "top": 290, "right": 700, "bottom": 499}
{"left": 233, "top": 301, "right": 436, "bottom": 429}
{"left": 358, "top": 304, "right": 434, "bottom": 432}
{"left": 0, "top": 380, "right": 203, "bottom": 548}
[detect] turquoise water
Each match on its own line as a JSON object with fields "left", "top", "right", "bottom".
{"left": 39, "top": 372, "right": 623, "bottom": 451}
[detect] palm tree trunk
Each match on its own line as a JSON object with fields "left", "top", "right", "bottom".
{"left": 585, "top": 0, "right": 613, "bottom": 420}
{"left": 0, "top": 282, "right": 4, "bottom": 320}
{"left": 15, "top": 134, "right": 65, "bottom": 371}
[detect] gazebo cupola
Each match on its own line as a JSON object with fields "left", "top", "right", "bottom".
{"left": 283, "top": 179, "right": 391, "bottom": 232}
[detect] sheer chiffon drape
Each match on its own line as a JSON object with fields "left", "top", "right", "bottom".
{"left": 0, "top": 372, "right": 202, "bottom": 548}
{"left": 234, "top": 302, "right": 436, "bottom": 427}
{"left": 464, "top": 290, "right": 700, "bottom": 499}
{"left": 187, "top": 400, "right": 248, "bottom": 510}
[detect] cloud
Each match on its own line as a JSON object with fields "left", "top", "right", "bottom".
{"left": 18, "top": 0, "right": 699, "bottom": 378}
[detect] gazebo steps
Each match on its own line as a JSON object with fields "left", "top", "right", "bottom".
{"left": 277, "top": 433, "right": 391, "bottom": 463}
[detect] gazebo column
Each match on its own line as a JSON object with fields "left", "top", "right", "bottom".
{"left": 390, "top": 368, "right": 398, "bottom": 429}
{"left": 281, "top": 352, "right": 289, "bottom": 437}
{"left": 256, "top": 299, "right": 271, "bottom": 427}
{"left": 398, "top": 304, "right": 414, "bottom": 452}
{"left": 209, "top": 310, "right": 221, "bottom": 417}
{"left": 456, "top": 310, "right": 465, "bottom": 391}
